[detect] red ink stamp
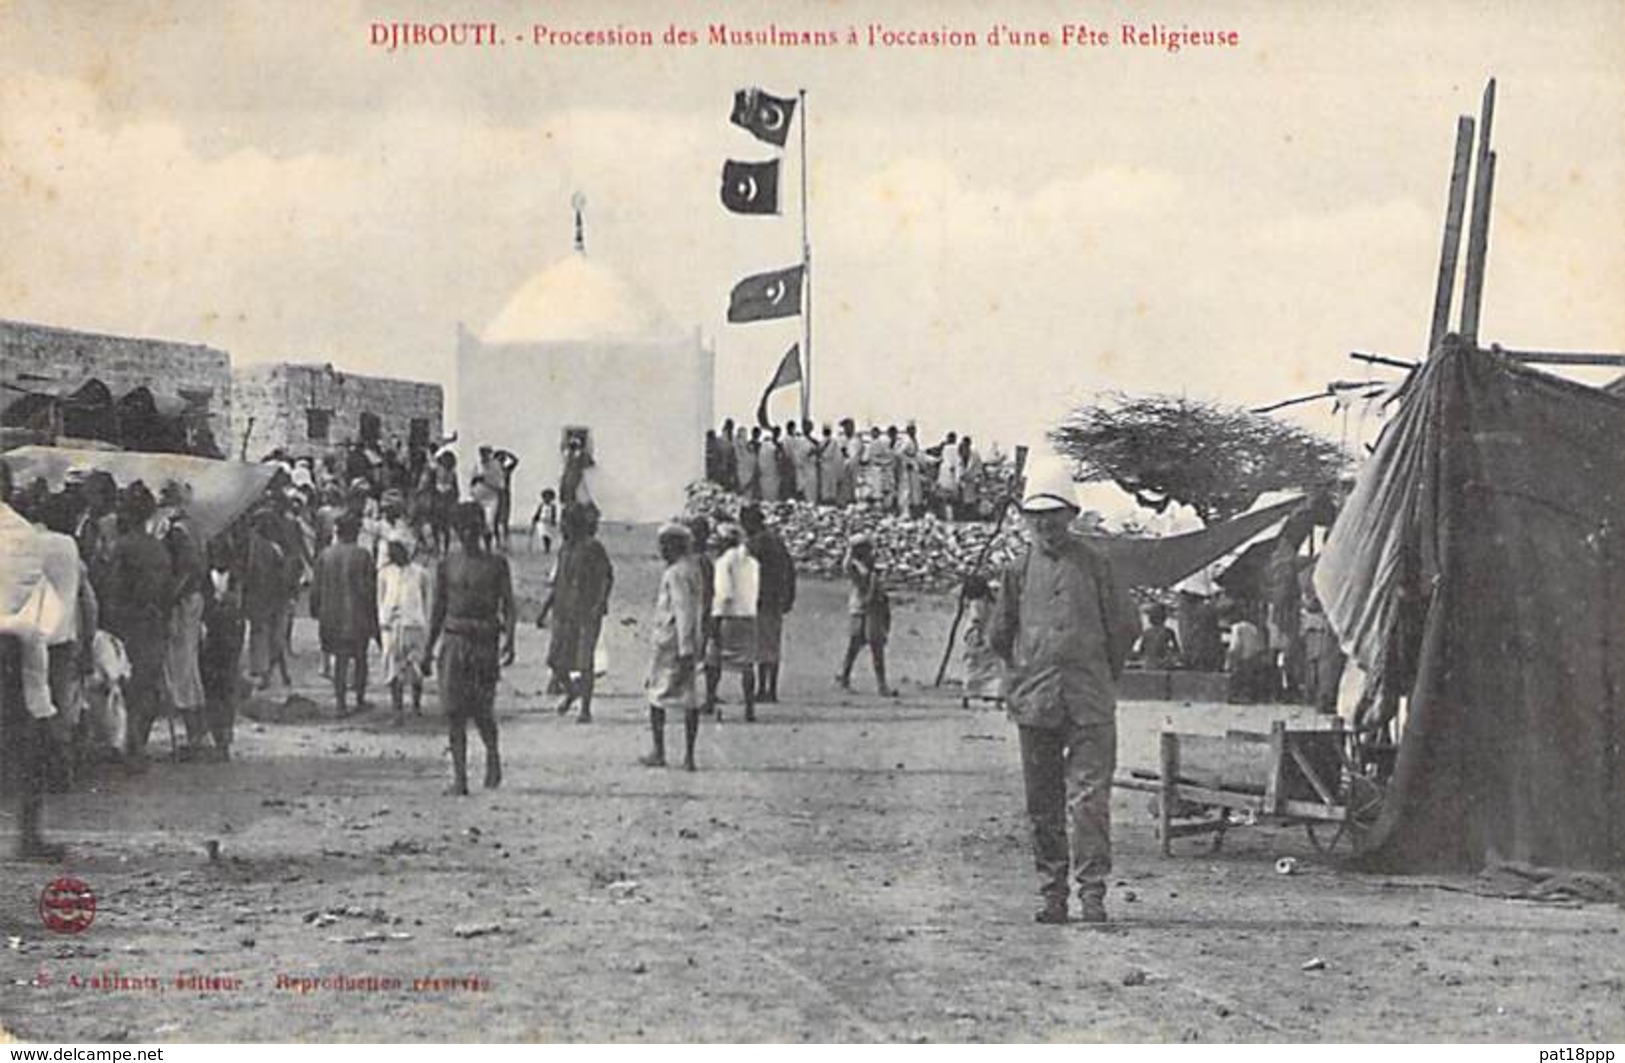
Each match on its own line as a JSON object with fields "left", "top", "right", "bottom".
{"left": 39, "top": 877, "right": 96, "bottom": 934}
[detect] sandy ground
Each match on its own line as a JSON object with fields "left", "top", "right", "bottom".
{"left": 3, "top": 522, "right": 1623, "bottom": 1043}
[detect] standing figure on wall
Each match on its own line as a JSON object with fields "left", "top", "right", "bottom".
{"left": 897, "top": 423, "right": 923, "bottom": 517}
{"left": 758, "top": 427, "right": 782, "bottom": 503}
{"left": 559, "top": 435, "right": 595, "bottom": 510}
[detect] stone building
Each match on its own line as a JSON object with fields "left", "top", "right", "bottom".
{"left": 0, "top": 318, "right": 232, "bottom": 453}
{"left": 232, "top": 362, "right": 443, "bottom": 461}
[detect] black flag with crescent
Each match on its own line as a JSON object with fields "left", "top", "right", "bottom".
{"left": 720, "top": 159, "right": 781, "bottom": 215}
{"left": 727, "top": 265, "right": 804, "bottom": 323}
{"left": 755, "top": 344, "right": 803, "bottom": 428}
{"left": 731, "top": 88, "right": 797, "bottom": 147}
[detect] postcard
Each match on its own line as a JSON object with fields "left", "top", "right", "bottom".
{"left": 1, "top": 0, "right": 1622, "bottom": 1046}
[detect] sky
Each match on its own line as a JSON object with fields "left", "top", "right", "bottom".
{"left": 2, "top": 0, "right": 1622, "bottom": 469}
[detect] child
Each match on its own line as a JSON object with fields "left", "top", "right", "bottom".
{"left": 836, "top": 534, "right": 898, "bottom": 697}
{"left": 530, "top": 488, "right": 559, "bottom": 554}
{"left": 959, "top": 574, "right": 1006, "bottom": 706}
{"left": 1134, "top": 602, "right": 1182, "bottom": 671}
{"left": 377, "top": 534, "right": 431, "bottom": 720}
{"left": 200, "top": 535, "right": 246, "bottom": 759}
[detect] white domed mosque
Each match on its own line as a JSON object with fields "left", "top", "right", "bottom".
{"left": 456, "top": 196, "right": 714, "bottom": 524}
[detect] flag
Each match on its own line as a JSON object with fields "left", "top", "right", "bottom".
{"left": 720, "top": 159, "right": 780, "bottom": 215}
{"left": 756, "top": 345, "right": 802, "bottom": 428}
{"left": 727, "top": 265, "right": 803, "bottom": 323}
{"left": 731, "top": 88, "right": 797, "bottom": 147}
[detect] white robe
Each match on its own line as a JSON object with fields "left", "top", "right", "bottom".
{"left": 0, "top": 504, "right": 81, "bottom": 720}
{"left": 377, "top": 562, "right": 431, "bottom": 685}
{"left": 712, "top": 545, "right": 760, "bottom": 619}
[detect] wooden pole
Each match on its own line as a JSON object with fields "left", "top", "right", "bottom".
{"left": 1349, "top": 351, "right": 1420, "bottom": 371}
{"left": 1250, "top": 381, "right": 1389, "bottom": 415}
{"left": 1428, "top": 115, "right": 1475, "bottom": 356}
{"left": 1462, "top": 150, "right": 1496, "bottom": 341}
{"left": 798, "top": 88, "right": 812, "bottom": 424}
{"left": 1355, "top": 347, "right": 1625, "bottom": 368}
{"left": 1251, "top": 391, "right": 1330, "bottom": 415}
{"left": 1460, "top": 78, "right": 1497, "bottom": 345}
{"left": 1499, "top": 349, "right": 1625, "bottom": 367}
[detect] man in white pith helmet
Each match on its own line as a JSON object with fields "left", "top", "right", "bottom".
{"left": 991, "top": 453, "right": 1138, "bottom": 924}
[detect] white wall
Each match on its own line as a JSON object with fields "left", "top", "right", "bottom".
{"left": 456, "top": 329, "right": 713, "bottom": 525}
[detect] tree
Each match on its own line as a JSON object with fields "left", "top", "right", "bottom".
{"left": 1049, "top": 393, "right": 1349, "bottom": 524}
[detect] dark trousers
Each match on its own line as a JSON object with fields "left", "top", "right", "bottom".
{"left": 248, "top": 602, "right": 288, "bottom": 678}
{"left": 495, "top": 489, "right": 512, "bottom": 545}
{"left": 1, "top": 638, "right": 48, "bottom": 835}
{"left": 123, "top": 630, "right": 166, "bottom": 756}
{"left": 202, "top": 628, "right": 243, "bottom": 749}
{"left": 1229, "top": 658, "right": 1275, "bottom": 703}
{"left": 1018, "top": 719, "right": 1116, "bottom": 900}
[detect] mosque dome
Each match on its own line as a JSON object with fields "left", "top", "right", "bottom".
{"left": 481, "top": 249, "right": 682, "bottom": 345}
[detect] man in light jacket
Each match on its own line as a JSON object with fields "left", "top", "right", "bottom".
{"left": 991, "top": 455, "right": 1138, "bottom": 925}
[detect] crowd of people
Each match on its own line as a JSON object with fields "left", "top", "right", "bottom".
{"left": 628, "top": 502, "right": 819, "bottom": 771}
{"left": 703, "top": 418, "right": 1014, "bottom": 521}
{"left": 964, "top": 577, "right": 1342, "bottom": 711}
{"left": 1, "top": 422, "right": 1338, "bottom": 933}
{"left": 0, "top": 427, "right": 558, "bottom": 853}
{"left": 0, "top": 420, "right": 840, "bottom": 854}
{"left": 0, "top": 435, "right": 1131, "bottom": 933}
{"left": 258, "top": 435, "right": 529, "bottom": 557}
{"left": 0, "top": 459, "right": 246, "bottom": 858}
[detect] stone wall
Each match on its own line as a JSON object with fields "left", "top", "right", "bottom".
{"left": 0, "top": 318, "right": 232, "bottom": 444}
{"left": 232, "top": 362, "right": 443, "bottom": 460}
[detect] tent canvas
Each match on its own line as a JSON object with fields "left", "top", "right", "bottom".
{"left": 1090, "top": 495, "right": 1304, "bottom": 590}
{"left": 3, "top": 446, "right": 278, "bottom": 541}
{"left": 1315, "top": 343, "right": 1625, "bottom": 871}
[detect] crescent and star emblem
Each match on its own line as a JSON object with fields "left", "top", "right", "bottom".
{"left": 764, "top": 280, "right": 786, "bottom": 303}
{"left": 737, "top": 175, "right": 759, "bottom": 202}
{"left": 761, "top": 104, "right": 785, "bottom": 131}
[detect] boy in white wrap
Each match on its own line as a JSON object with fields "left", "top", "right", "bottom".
{"left": 377, "top": 535, "right": 431, "bottom": 720}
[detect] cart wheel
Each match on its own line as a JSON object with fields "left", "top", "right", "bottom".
{"left": 1308, "top": 774, "right": 1384, "bottom": 854}
{"left": 1305, "top": 821, "right": 1347, "bottom": 854}
{"left": 1346, "top": 774, "right": 1385, "bottom": 825}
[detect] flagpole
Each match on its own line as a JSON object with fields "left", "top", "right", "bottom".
{"left": 798, "top": 88, "right": 812, "bottom": 424}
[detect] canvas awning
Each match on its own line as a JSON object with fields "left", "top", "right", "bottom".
{"left": 1315, "top": 343, "right": 1625, "bottom": 871}
{"left": 1089, "top": 495, "right": 1304, "bottom": 589}
{"left": 4, "top": 446, "right": 278, "bottom": 541}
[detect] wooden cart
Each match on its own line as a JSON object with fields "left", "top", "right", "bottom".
{"left": 1116, "top": 718, "right": 1383, "bottom": 855}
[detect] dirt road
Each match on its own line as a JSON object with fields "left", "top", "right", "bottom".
{"left": 3, "top": 524, "right": 1622, "bottom": 1042}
